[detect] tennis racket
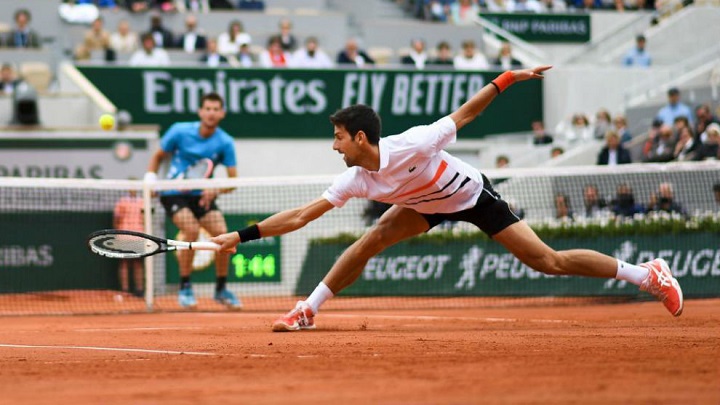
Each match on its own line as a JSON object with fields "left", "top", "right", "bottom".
{"left": 87, "top": 229, "right": 220, "bottom": 259}
{"left": 177, "top": 158, "right": 214, "bottom": 180}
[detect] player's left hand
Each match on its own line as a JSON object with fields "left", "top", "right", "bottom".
{"left": 512, "top": 65, "right": 553, "bottom": 82}
{"left": 199, "top": 189, "right": 219, "bottom": 209}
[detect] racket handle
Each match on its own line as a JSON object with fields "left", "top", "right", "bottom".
{"left": 190, "top": 241, "right": 221, "bottom": 251}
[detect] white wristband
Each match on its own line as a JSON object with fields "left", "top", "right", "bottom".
{"left": 143, "top": 172, "right": 157, "bottom": 182}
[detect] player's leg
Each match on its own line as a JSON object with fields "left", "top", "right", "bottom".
{"left": 199, "top": 210, "right": 241, "bottom": 309}
{"left": 493, "top": 221, "right": 618, "bottom": 278}
{"left": 119, "top": 260, "right": 129, "bottom": 293}
{"left": 171, "top": 208, "right": 200, "bottom": 308}
{"left": 493, "top": 221, "right": 683, "bottom": 316}
{"left": 272, "top": 206, "right": 430, "bottom": 332}
{"left": 132, "top": 259, "right": 144, "bottom": 298}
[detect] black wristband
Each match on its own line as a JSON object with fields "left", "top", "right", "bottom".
{"left": 490, "top": 81, "right": 501, "bottom": 94}
{"left": 236, "top": 224, "right": 261, "bottom": 243}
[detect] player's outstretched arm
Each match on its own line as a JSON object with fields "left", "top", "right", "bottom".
{"left": 449, "top": 65, "right": 552, "bottom": 131}
{"left": 212, "top": 197, "right": 335, "bottom": 252}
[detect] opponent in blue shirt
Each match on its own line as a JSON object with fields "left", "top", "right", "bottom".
{"left": 145, "top": 92, "right": 241, "bottom": 310}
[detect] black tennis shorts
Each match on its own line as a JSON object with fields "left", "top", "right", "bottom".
{"left": 420, "top": 174, "right": 521, "bottom": 237}
{"left": 159, "top": 195, "right": 219, "bottom": 220}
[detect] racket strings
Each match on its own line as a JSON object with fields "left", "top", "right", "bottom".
{"left": 90, "top": 235, "right": 160, "bottom": 257}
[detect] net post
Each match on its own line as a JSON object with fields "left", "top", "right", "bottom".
{"left": 142, "top": 180, "right": 155, "bottom": 312}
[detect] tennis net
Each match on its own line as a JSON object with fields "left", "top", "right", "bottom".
{"left": 1, "top": 162, "right": 719, "bottom": 315}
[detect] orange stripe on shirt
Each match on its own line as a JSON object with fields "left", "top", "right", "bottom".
{"left": 395, "top": 160, "right": 448, "bottom": 199}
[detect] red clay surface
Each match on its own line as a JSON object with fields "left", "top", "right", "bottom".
{"left": 0, "top": 299, "right": 718, "bottom": 405}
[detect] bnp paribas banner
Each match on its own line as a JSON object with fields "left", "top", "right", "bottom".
{"left": 482, "top": 13, "right": 590, "bottom": 43}
{"left": 0, "top": 212, "right": 118, "bottom": 293}
{"left": 297, "top": 234, "right": 720, "bottom": 298}
{"left": 76, "top": 67, "right": 543, "bottom": 138}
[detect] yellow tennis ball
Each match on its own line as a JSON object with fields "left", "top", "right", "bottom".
{"left": 99, "top": 114, "right": 115, "bottom": 131}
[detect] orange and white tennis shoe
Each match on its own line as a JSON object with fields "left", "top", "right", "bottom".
{"left": 639, "top": 258, "right": 683, "bottom": 316}
{"left": 272, "top": 301, "right": 315, "bottom": 332}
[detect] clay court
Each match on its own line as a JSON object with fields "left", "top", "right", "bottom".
{"left": 0, "top": 299, "right": 717, "bottom": 405}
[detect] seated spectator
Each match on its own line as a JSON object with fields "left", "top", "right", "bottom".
{"left": 292, "top": 37, "right": 334, "bottom": 69}
{"left": 692, "top": 123, "right": 720, "bottom": 161}
{"left": 237, "top": 0, "right": 265, "bottom": 10}
{"left": 156, "top": 0, "right": 177, "bottom": 12}
{"left": 506, "top": 0, "right": 544, "bottom": 12}
{"left": 199, "top": 38, "right": 228, "bottom": 67}
{"left": 176, "top": 0, "right": 210, "bottom": 13}
{"left": 0, "top": 64, "right": 21, "bottom": 95}
{"left": 644, "top": 125, "right": 676, "bottom": 162}
{"left": 656, "top": 87, "right": 693, "bottom": 127}
{"left": 673, "top": 115, "right": 690, "bottom": 139}
{"left": 337, "top": 38, "right": 375, "bottom": 68}
{"left": 428, "top": 41, "right": 454, "bottom": 67}
{"left": 449, "top": 0, "right": 480, "bottom": 26}
{"left": 531, "top": 120, "right": 553, "bottom": 145}
{"left": 713, "top": 183, "right": 720, "bottom": 207}
{"left": 6, "top": 9, "right": 41, "bottom": 48}
{"left": 597, "top": 130, "right": 632, "bottom": 165}
{"left": 582, "top": 184, "right": 609, "bottom": 219}
{"left": 673, "top": 126, "right": 698, "bottom": 161}
{"left": 538, "top": 0, "right": 568, "bottom": 12}
{"left": 568, "top": 0, "right": 602, "bottom": 10}
{"left": 145, "top": 14, "right": 174, "bottom": 49}
{"left": 551, "top": 146, "right": 564, "bottom": 158}
{"left": 209, "top": 0, "right": 235, "bottom": 9}
{"left": 74, "top": 16, "right": 111, "bottom": 61}
{"left": 129, "top": 33, "right": 170, "bottom": 66}
{"left": 258, "top": 36, "right": 290, "bottom": 68}
{"left": 647, "top": 182, "right": 685, "bottom": 215}
{"left": 234, "top": 43, "right": 255, "bottom": 67}
{"left": 453, "top": 40, "right": 489, "bottom": 70}
{"left": 554, "top": 193, "right": 574, "bottom": 221}
{"left": 613, "top": 115, "right": 632, "bottom": 146}
{"left": 176, "top": 14, "right": 206, "bottom": 53}
{"left": 492, "top": 42, "right": 522, "bottom": 71}
{"left": 218, "top": 20, "right": 252, "bottom": 57}
{"left": 623, "top": 35, "right": 651, "bottom": 67}
{"left": 641, "top": 118, "right": 664, "bottom": 160}
{"left": 110, "top": 19, "right": 138, "bottom": 54}
{"left": 125, "top": 0, "right": 150, "bottom": 12}
{"left": 495, "top": 155, "right": 510, "bottom": 168}
{"left": 695, "top": 104, "right": 719, "bottom": 143}
{"left": 611, "top": 183, "right": 644, "bottom": 218}
{"left": 485, "top": 0, "right": 509, "bottom": 12}
{"left": 556, "top": 113, "right": 593, "bottom": 144}
{"left": 593, "top": 109, "right": 612, "bottom": 140}
{"left": 424, "top": 0, "right": 451, "bottom": 22}
{"left": 400, "top": 39, "right": 428, "bottom": 70}
{"left": 276, "top": 18, "right": 298, "bottom": 52}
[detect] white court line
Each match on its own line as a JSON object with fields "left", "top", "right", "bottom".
{"left": 0, "top": 343, "right": 216, "bottom": 356}
{"left": 75, "top": 327, "right": 204, "bottom": 332}
{"left": 322, "top": 314, "right": 571, "bottom": 323}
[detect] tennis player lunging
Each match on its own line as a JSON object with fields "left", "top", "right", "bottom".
{"left": 212, "top": 66, "right": 683, "bottom": 331}
{"left": 145, "top": 92, "right": 241, "bottom": 310}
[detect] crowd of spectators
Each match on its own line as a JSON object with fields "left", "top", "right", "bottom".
{"left": 554, "top": 181, "right": 687, "bottom": 221}
{"left": 63, "top": 0, "right": 266, "bottom": 13}
{"left": 64, "top": 7, "right": 525, "bottom": 71}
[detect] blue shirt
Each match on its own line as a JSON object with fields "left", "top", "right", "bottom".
{"left": 656, "top": 102, "right": 694, "bottom": 127}
{"left": 160, "top": 122, "right": 236, "bottom": 195}
{"left": 623, "top": 48, "right": 651, "bottom": 67}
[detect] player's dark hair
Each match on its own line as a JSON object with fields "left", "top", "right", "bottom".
{"left": 329, "top": 104, "right": 381, "bottom": 145}
{"left": 200, "top": 92, "right": 224, "bottom": 109}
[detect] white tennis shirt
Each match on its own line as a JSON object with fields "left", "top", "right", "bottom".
{"left": 322, "top": 116, "right": 485, "bottom": 214}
